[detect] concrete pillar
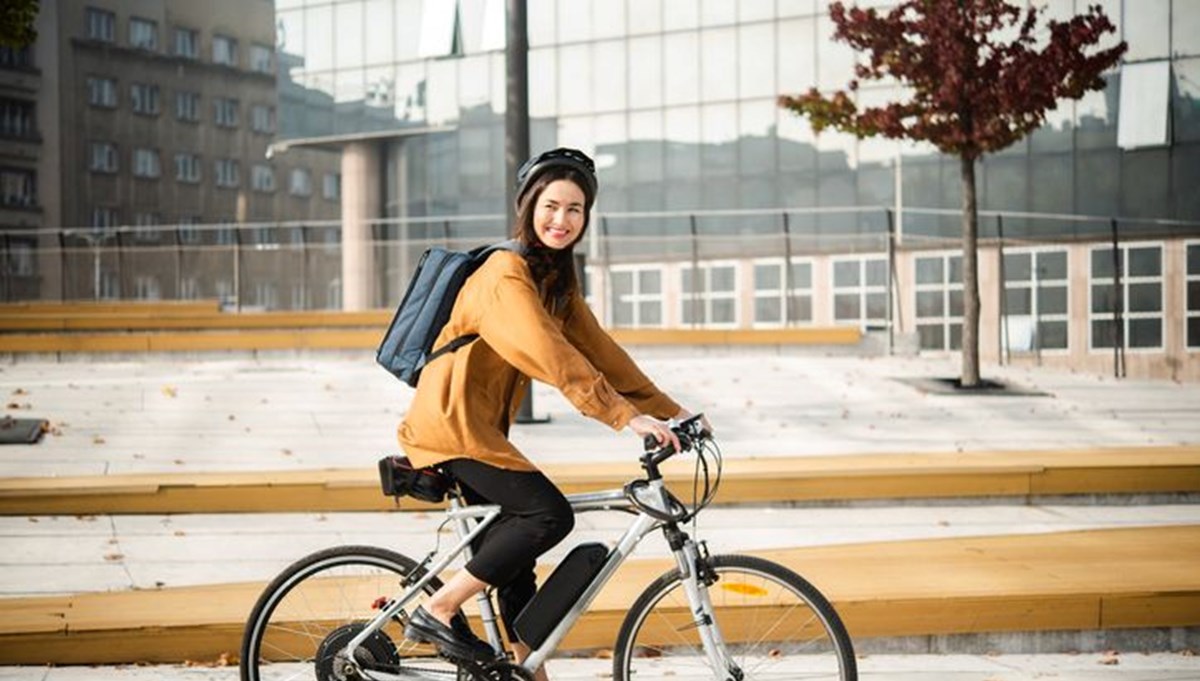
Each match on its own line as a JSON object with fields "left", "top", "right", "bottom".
{"left": 341, "top": 141, "right": 381, "bottom": 310}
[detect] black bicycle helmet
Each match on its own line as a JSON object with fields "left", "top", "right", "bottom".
{"left": 514, "top": 147, "right": 597, "bottom": 208}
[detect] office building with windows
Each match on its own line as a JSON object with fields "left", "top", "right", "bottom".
{"left": 1, "top": 0, "right": 341, "bottom": 304}
{"left": 272, "top": 0, "right": 1199, "bottom": 379}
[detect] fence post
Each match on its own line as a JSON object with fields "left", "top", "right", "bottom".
{"left": 997, "top": 214, "right": 1008, "bottom": 366}
{"left": 174, "top": 225, "right": 183, "bottom": 301}
{"left": 600, "top": 215, "right": 611, "bottom": 326}
{"left": 885, "top": 208, "right": 896, "bottom": 356}
{"left": 234, "top": 225, "right": 243, "bottom": 312}
{"left": 1110, "top": 217, "right": 1125, "bottom": 378}
{"left": 57, "top": 231, "right": 67, "bottom": 301}
{"left": 782, "top": 211, "right": 793, "bottom": 326}
{"left": 442, "top": 219, "right": 451, "bottom": 247}
{"left": 115, "top": 228, "right": 126, "bottom": 300}
{"left": 689, "top": 213, "right": 700, "bottom": 329}
{"left": 299, "top": 225, "right": 310, "bottom": 310}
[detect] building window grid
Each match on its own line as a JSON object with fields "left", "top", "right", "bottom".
{"left": 751, "top": 257, "right": 814, "bottom": 327}
{"left": 86, "top": 8, "right": 115, "bottom": 43}
{"left": 129, "top": 18, "right": 158, "bottom": 51}
{"left": 680, "top": 261, "right": 740, "bottom": 329}
{"left": 1187, "top": 241, "right": 1200, "bottom": 350}
{"left": 831, "top": 255, "right": 889, "bottom": 330}
{"left": 130, "top": 83, "right": 160, "bottom": 115}
{"left": 250, "top": 44, "right": 273, "bottom": 74}
{"left": 608, "top": 265, "right": 665, "bottom": 328}
{"left": 1002, "top": 247, "right": 1070, "bottom": 353}
{"left": 323, "top": 173, "right": 341, "bottom": 201}
{"left": 1088, "top": 242, "right": 1165, "bottom": 352}
{"left": 87, "top": 77, "right": 118, "bottom": 108}
{"left": 914, "top": 253, "right": 963, "bottom": 351}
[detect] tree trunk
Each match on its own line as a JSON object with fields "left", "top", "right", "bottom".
{"left": 960, "top": 154, "right": 982, "bottom": 388}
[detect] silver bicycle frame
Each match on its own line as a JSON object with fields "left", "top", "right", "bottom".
{"left": 345, "top": 478, "right": 735, "bottom": 679}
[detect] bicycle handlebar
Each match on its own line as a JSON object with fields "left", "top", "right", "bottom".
{"left": 640, "top": 414, "right": 710, "bottom": 468}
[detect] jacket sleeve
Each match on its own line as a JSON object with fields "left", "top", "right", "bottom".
{"left": 474, "top": 260, "right": 640, "bottom": 431}
{"left": 561, "top": 293, "right": 682, "bottom": 420}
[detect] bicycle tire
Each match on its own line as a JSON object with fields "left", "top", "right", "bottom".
{"left": 613, "top": 553, "right": 857, "bottom": 681}
{"left": 240, "top": 544, "right": 466, "bottom": 681}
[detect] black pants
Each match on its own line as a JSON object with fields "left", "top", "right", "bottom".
{"left": 443, "top": 458, "right": 575, "bottom": 642}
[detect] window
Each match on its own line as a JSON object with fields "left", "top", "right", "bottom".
{"left": 1117, "top": 61, "right": 1171, "bottom": 150}
{"left": 914, "top": 253, "right": 963, "bottom": 351}
{"left": 250, "top": 43, "right": 273, "bottom": 73}
{"left": 251, "top": 164, "right": 275, "bottom": 192}
{"left": 609, "top": 266, "right": 664, "bottom": 327}
{"left": 418, "top": 0, "right": 460, "bottom": 58}
{"left": 89, "top": 142, "right": 118, "bottom": 173}
{"left": 253, "top": 282, "right": 277, "bottom": 310}
{"left": 832, "top": 256, "right": 889, "bottom": 329}
{"left": 323, "top": 173, "right": 341, "bottom": 200}
{"left": 214, "top": 97, "right": 239, "bottom": 127}
{"left": 175, "top": 91, "right": 200, "bottom": 122}
{"left": 289, "top": 168, "right": 312, "bottom": 196}
{"left": 4, "top": 236, "right": 35, "bottom": 277}
{"left": 1187, "top": 242, "right": 1200, "bottom": 349}
{"left": 86, "top": 7, "right": 115, "bottom": 43}
{"left": 129, "top": 17, "right": 157, "bottom": 50}
{"left": 91, "top": 207, "right": 119, "bottom": 228}
{"left": 250, "top": 104, "right": 274, "bottom": 133}
{"left": 0, "top": 98, "right": 35, "bottom": 138}
{"left": 87, "top": 77, "right": 118, "bottom": 108}
{"left": 214, "top": 159, "right": 240, "bottom": 188}
{"left": 174, "top": 27, "right": 199, "bottom": 59}
{"left": 178, "top": 216, "right": 202, "bottom": 244}
{"left": 681, "top": 262, "right": 739, "bottom": 328}
{"left": 213, "top": 34, "right": 238, "bottom": 66}
{"left": 1002, "top": 248, "right": 1069, "bottom": 353}
{"left": 752, "top": 258, "right": 814, "bottom": 326}
{"left": 133, "top": 148, "right": 161, "bottom": 178}
{"left": 134, "top": 275, "right": 162, "bottom": 300}
{"left": 180, "top": 277, "right": 200, "bottom": 300}
{"left": 174, "top": 153, "right": 201, "bottom": 183}
{"left": 130, "top": 83, "right": 160, "bottom": 115}
{"left": 0, "top": 45, "right": 34, "bottom": 69}
{"left": 0, "top": 167, "right": 36, "bottom": 207}
{"left": 1090, "top": 243, "right": 1164, "bottom": 350}
{"left": 133, "top": 212, "right": 162, "bottom": 242}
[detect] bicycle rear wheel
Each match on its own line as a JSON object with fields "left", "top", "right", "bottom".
{"left": 613, "top": 553, "right": 856, "bottom": 681}
{"left": 240, "top": 545, "right": 462, "bottom": 681}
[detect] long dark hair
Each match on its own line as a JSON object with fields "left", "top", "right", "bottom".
{"left": 512, "top": 166, "right": 594, "bottom": 309}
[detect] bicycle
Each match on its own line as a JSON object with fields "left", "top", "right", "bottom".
{"left": 240, "top": 415, "right": 857, "bottom": 681}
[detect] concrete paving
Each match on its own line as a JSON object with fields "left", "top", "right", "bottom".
{"left": 2, "top": 653, "right": 1199, "bottom": 680}
{"left": 1, "top": 351, "right": 1198, "bottom": 677}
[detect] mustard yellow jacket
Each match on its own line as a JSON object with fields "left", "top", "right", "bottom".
{"left": 398, "top": 250, "right": 681, "bottom": 471}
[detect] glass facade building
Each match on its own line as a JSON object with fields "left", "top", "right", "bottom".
{"left": 275, "top": 0, "right": 1200, "bottom": 226}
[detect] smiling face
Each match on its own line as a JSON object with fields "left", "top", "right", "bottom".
{"left": 532, "top": 179, "right": 587, "bottom": 250}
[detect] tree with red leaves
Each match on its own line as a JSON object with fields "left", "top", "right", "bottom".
{"left": 779, "top": 0, "right": 1125, "bottom": 388}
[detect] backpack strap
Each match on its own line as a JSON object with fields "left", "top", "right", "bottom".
{"left": 426, "top": 240, "right": 527, "bottom": 362}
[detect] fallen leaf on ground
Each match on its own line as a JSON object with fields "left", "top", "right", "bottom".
{"left": 162, "top": 386, "right": 178, "bottom": 398}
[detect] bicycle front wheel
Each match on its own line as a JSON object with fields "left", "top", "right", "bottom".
{"left": 613, "top": 553, "right": 856, "bottom": 681}
{"left": 240, "top": 545, "right": 460, "bottom": 681}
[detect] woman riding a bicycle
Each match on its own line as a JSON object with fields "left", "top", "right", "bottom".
{"left": 396, "top": 147, "right": 709, "bottom": 679}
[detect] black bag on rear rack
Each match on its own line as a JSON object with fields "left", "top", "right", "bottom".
{"left": 377, "top": 455, "right": 452, "bottom": 503}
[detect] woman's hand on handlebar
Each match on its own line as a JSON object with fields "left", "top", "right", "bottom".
{"left": 673, "top": 408, "right": 713, "bottom": 436}
{"left": 628, "top": 414, "right": 681, "bottom": 453}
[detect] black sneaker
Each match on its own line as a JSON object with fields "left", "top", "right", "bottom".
{"left": 405, "top": 607, "right": 495, "bottom": 662}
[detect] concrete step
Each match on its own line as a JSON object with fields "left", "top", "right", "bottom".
{"left": 1, "top": 446, "right": 1197, "bottom": 515}
{"left": 0, "top": 525, "right": 1196, "bottom": 665}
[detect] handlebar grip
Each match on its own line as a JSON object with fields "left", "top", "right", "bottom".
{"left": 643, "top": 434, "right": 659, "bottom": 451}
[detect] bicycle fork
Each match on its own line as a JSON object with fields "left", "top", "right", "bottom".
{"left": 668, "top": 531, "right": 743, "bottom": 681}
